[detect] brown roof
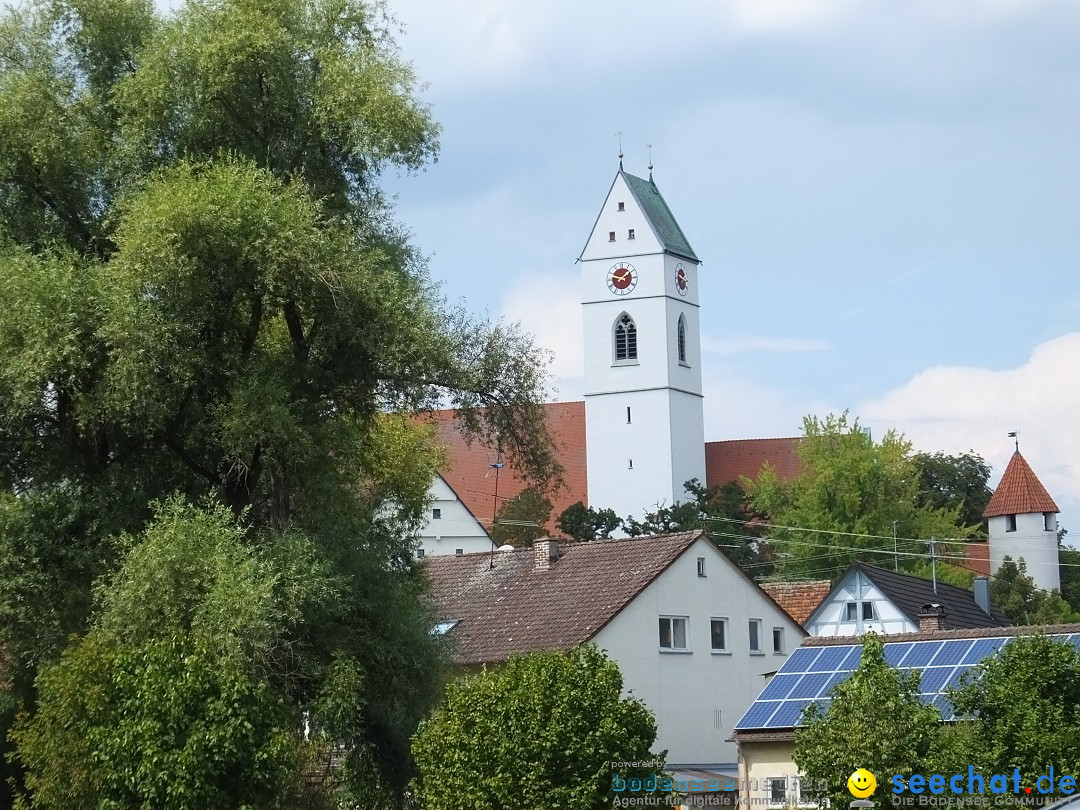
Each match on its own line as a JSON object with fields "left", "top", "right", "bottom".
{"left": 760, "top": 580, "right": 831, "bottom": 626}
{"left": 983, "top": 450, "right": 1059, "bottom": 518}
{"left": 705, "top": 437, "right": 802, "bottom": 487}
{"left": 802, "top": 621, "right": 1080, "bottom": 647}
{"left": 423, "top": 401, "right": 588, "bottom": 534}
{"left": 423, "top": 531, "right": 702, "bottom": 665}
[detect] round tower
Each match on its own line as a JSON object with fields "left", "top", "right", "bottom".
{"left": 984, "top": 448, "right": 1061, "bottom": 592}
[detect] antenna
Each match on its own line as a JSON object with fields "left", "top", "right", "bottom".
{"left": 488, "top": 451, "right": 503, "bottom": 569}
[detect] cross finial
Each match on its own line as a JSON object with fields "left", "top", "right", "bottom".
{"left": 615, "top": 131, "right": 624, "bottom": 168}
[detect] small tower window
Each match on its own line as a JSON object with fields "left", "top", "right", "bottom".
{"left": 617, "top": 201, "right": 625, "bottom": 211}
{"left": 628, "top": 228, "right": 635, "bottom": 240}
{"left": 614, "top": 314, "right": 637, "bottom": 361}
{"left": 1044, "top": 512, "right": 1054, "bottom": 531}
{"left": 677, "top": 315, "right": 687, "bottom": 364}
{"left": 1006, "top": 514, "right": 1017, "bottom": 532}
{"left": 608, "top": 231, "right": 616, "bottom": 241}
{"left": 626, "top": 406, "right": 632, "bottom": 424}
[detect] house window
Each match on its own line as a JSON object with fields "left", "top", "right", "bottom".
{"left": 710, "top": 618, "right": 728, "bottom": 652}
{"left": 628, "top": 228, "right": 636, "bottom": 239}
{"left": 769, "top": 777, "right": 788, "bottom": 806}
{"left": 845, "top": 602, "right": 858, "bottom": 621}
{"left": 626, "top": 406, "right": 631, "bottom": 424}
{"left": 1006, "top": 514, "right": 1017, "bottom": 532}
{"left": 617, "top": 201, "right": 625, "bottom": 211}
{"left": 1044, "top": 512, "right": 1054, "bottom": 531}
{"left": 416, "top": 548, "right": 425, "bottom": 558}
{"left": 614, "top": 314, "right": 638, "bottom": 361}
{"left": 697, "top": 557, "right": 706, "bottom": 577}
{"left": 455, "top": 548, "right": 463, "bottom": 556}
{"left": 749, "top": 619, "right": 762, "bottom": 653}
{"left": 659, "top": 616, "right": 688, "bottom": 651}
{"left": 608, "top": 230, "right": 616, "bottom": 241}
{"left": 677, "top": 315, "right": 687, "bottom": 364}
{"left": 772, "top": 627, "right": 784, "bottom": 654}
{"left": 862, "top": 601, "right": 875, "bottom": 620}
{"left": 432, "top": 508, "right": 442, "bottom": 519}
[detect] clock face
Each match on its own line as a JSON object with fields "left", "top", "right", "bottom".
{"left": 675, "top": 264, "right": 689, "bottom": 296}
{"left": 607, "top": 262, "right": 638, "bottom": 295}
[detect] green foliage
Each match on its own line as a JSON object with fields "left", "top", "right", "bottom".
{"left": 913, "top": 451, "right": 993, "bottom": 532}
{"left": 745, "top": 413, "right": 974, "bottom": 580}
{"left": 794, "top": 634, "right": 941, "bottom": 809}
{"left": 1058, "top": 546, "right": 1080, "bottom": 615}
{"left": 948, "top": 635, "right": 1080, "bottom": 784}
{"left": 492, "top": 486, "right": 552, "bottom": 546}
{"left": 556, "top": 501, "right": 621, "bottom": 543}
{"left": 989, "top": 557, "right": 1079, "bottom": 625}
{"left": 410, "top": 645, "right": 664, "bottom": 810}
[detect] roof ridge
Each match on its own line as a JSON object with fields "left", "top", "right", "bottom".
{"left": 620, "top": 170, "right": 699, "bottom": 262}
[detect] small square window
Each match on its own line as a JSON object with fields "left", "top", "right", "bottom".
{"left": 710, "top": 618, "right": 728, "bottom": 651}
{"left": 1006, "top": 514, "right": 1017, "bottom": 532}
{"left": 659, "top": 616, "right": 688, "bottom": 650}
{"left": 628, "top": 228, "right": 635, "bottom": 239}
{"left": 416, "top": 548, "right": 425, "bottom": 558}
{"left": 455, "top": 548, "right": 463, "bottom": 556}
{"left": 697, "top": 557, "right": 706, "bottom": 577}
{"left": 608, "top": 231, "right": 616, "bottom": 241}
{"left": 432, "top": 508, "right": 442, "bottom": 519}
{"left": 617, "top": 201, "right": 625, "bottom": 211}
{"left": 862, "top": 601, "right": 875, "bottom": 620}
{"left": 845, "top": 602, "right": 858, "bottom": 621}
{"left": 749, "top": 619, "right": 762, "bottom": 652}
{"left": 772, "top": 627, "right": 784, "bottom": 654}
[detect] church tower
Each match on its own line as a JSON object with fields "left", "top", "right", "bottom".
{"left": 579, "top": 167, "right": 706, "bottom": 522}
{"left": 984, "top": 448, "right": 1061, "bottom": 592}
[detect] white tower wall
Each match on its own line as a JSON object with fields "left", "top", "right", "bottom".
{"left": 988, "top": 511, "right": 1060, "bottom": 592}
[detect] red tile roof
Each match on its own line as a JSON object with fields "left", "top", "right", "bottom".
{"left": 422, "top": 401, "right": 588, "bottom": 534}
{"left": 964, "top": 541, "right": 991, "bottom": 577}
{"left": 705, "top": 437, "right": 802, "bottom": 487}
{"left": 423, "top": 532, "right": 703, "bottom": 665}
{"left": 760, "top": 581, "right": 831, "bottom": 626}
{"left": 425, "top": 402, "right": 802, "bottom": 532}
{"left": 983, "top": 450, "right": 1059, "bottom": 518}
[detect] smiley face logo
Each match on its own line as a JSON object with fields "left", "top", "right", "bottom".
{"left": 848, "top": 769, "right": 877, "bottom": 799}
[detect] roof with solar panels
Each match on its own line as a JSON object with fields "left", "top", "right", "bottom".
{"left": 732, "top": 623, "right": 1080, "bottom": 740}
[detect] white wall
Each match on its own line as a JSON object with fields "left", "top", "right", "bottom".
{"left": 593, "top": 538, "right": 804, "bottom": 766}
{"left": 988, "top": 511, "right": 1060, "bottom": 592}
{"left": 805, "top": 571, "right": 914, "bottom": 636}
{"left": 416, "top": 476, "right": 492, "bottom": 558}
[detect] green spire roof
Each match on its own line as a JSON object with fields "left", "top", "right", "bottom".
{"left": 621, "top": 171, "right": 699, "bottom": 262}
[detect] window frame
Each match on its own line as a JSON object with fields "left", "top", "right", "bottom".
{"left": 613, "top": 313, "right": 638, "bottom": 364}
{"left": 1045, "top": 512, "right": 1055, "bottom": 531}
{"left": 772, "top": 626, "right": 785, "bottom": 655}
{"left": 677, "top": 314, "right": 688, "bottom": 366}
{"left": 1006, "top": 513, "right": 1017, "bottom": 532}
{"left": 844, "top": 601, "right": 858, "bottom": 622}
{"left": 659, "top": 615, "right": 690, "bottom": 652}
{"left": 432, "top": 507, "right": 442, "bottom": 519}
{"left": 749, "top": 618, "right": 763, "bottom": 654}
{"left": 861, "top": 601, "right": 875, "bottom": 620}
{"left": 697, "top": 556, "right": 706, "bottom": 577}
{"left": 710, "top": 617, "right": 729, "bottom": 653}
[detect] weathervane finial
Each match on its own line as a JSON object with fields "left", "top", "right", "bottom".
{"left": 647, "top": 142, "right": 653, "bottom": 177}
{"left": 615, "top": 131, "right": 624, "bottom": 168}
{"left": 1008, "top": 431, "right": 1019, "bottom": 452}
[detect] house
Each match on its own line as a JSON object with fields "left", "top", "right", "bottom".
{"left": 423, "top": 531, "right": 806, "bottom": 768}
{"left": 984, "top": 447, "right": 1061, "bottom": 592}
{"left": 731, "top": 622, "right": 1080, "bottom": 807}
{"left": 416, "top": 164, "right": 803, "bottom": 557}
{"left": 803, "top": 562, "right": 1009, "bottom": 637}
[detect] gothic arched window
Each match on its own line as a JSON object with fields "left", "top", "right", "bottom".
{"left": 677, "top": 314, "right": 687, "bottom": 364}
{"left": 614, "top": 314, "right": 637, "bottom": 361}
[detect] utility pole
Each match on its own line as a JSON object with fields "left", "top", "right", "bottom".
{"left": 929, "top": 537, "right": 938, "bottom": 594}
{"left": 892, "top": 520, "right": 899, "bottom": 572}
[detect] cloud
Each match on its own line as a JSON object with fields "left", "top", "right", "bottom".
{"left": 702, "top": 335, "right": 831, "bottom": 355}
{"left": 860, "top": 332, "right": 1080, "bottom": 531}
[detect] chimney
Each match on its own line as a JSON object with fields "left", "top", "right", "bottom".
{"left": 534, "top": 538, "right": 560, "bottom": 571}
{"left": 918, "top": 603, "right": 946, "bottom": 633}
{"left": 974, "top": 576, "right": 991, "bottom": 616}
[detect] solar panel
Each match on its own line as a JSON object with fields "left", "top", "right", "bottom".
{"left": 839, "top": 645, "right": 865, "bottom": 670}
{"left": 757, "top": 674, "right": 801, "bottom": 701}
{"left": 933, "top": 694, "right": 956, "bottom": 721}
{"left": 962, "top": 637, "right": 1008, "bottom": 664}
{"left": 944, "top": 664, "right": 974, "bottom": 690}
{"left": 735, "top": 701, "right": 781, "bottom": 729}
{"left": 820, "top": 671, "right": 848, "bottom": 697}
{"left": 809, "top": 646, "right": 856, "bottom": 672}
{"left": 901, "top": 641, "right": 944, "bottom": 668}
{"left": 929, "top": 638, "right": 974, "bottom": 667}
{"left": 781, "top": 647, "right": 822, "bottom": 674}
{"left": 884, "top": 643, "right": 912, "bottom": 666}
{"left": 917, "top": 667, "right": 953, "bottom": 694}
{"left": 789, "top": 673, "right": 831, "bottom": 699}
{"left": 768, "top": 699, "right": 812, "bottom": 727}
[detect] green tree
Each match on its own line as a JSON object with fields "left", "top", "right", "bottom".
{"left": 745, "top": 413, "right": 973, "bottom": 579}
{"left": 913, "top": 451, "right": 993, "bottom": 532}
{"left": 557, "top": 501, "right": 622, "bottom": 542}
{"left": 989, "top": 557, "right": 1079, "bottom": 625}
{"left": 0, "top": 0, "right": 556, "bottom": 802}
{"left": 948, "top": 635, "right": 1080, "bottom": 787}
{"left": 492, "top": 486, "right": 552, "bottom": 547}
{"left": 794, "top": 634, "right": 941, "bottom": 809}
{"left": 410, "top": 645, "right": 664, "bottom": 810}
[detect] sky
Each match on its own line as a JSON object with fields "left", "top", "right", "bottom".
{"left": 380, "top": 0, "right": 1080, "bottom": 533}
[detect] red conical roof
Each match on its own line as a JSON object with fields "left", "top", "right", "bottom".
{"left": 983, "top": 451, "right": 1059, "bottom": 518}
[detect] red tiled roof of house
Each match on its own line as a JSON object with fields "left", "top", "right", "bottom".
{"left": 705, "top": 437, "right": 802, "bottom": 487}
{"left": 760, "top": 580, "right": 831, "bottom": 626}
{"left": 421, "top": 402, "right": 588, "bottom": 534}
{"left": 983, "top": 450, "right": 1059, "bottom": 518}
{"left": 964, "top": 541, "right": 991, "bottom": 577}
{"left": 424, "top": 532, "right": 702, "bottom": 665}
